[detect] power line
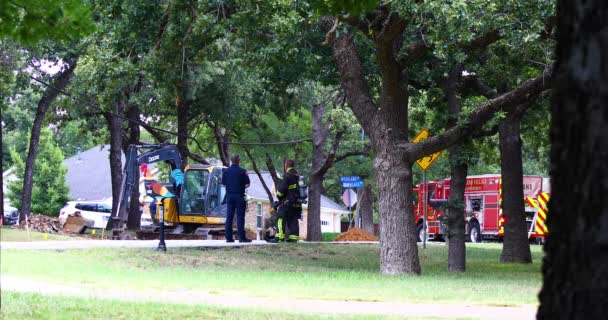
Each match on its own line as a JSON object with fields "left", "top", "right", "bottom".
{"left": 30, "top": 76, "right": 311, "bottom": 151}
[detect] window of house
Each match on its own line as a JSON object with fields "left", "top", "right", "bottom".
{"left": 257, "top": 203, "right": 263, "bottom": 228}
{"left": 321, "top": 220, "right": 329, "bottom": 226}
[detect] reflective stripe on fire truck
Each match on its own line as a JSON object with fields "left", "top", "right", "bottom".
{"left": 498, "top": 179, "right": 504, "bottom": 235}
{"left": 535, "top": 192, "right": 550, "bottom": 236}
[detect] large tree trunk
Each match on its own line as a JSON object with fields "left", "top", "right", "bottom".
{"left": 125, "top": 104, "right": 141, "bottom": 230}
{"left": 444, "top": 67, "right": 468, "bottom": 273}
{"left": 499, "top": 108, "right": 532, "bottom": 263}
{"left": 329, "top": 20, "right": 420, "bottom": 274}
{"left": 308, "top": 102, "right": 329, "bottom": 241}
{"left": 537, "top": 1, "right": 608, "bottom": 318}
{"left": 375, "top": 149, "right": 421, "bottom": 274}
{"left": 107, "top": 95, "right": 126, "bottom": 218}
{"left": 20, "top": 63, "right": 76, "bottom": 221}
{"left": 307, "top": 173, "right": 323, "bottom": 240}
{"left": 359, "top": 185, "right": 374, "bottom": 234}
{"left": 176, "top": 82, "right": 189, "bottom": 167}
{"left": 447, "top": 146, "right": 468, "bottom": 272}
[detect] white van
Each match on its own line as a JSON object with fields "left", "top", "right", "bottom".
{"left": 59, "top": 200, "right": 152, "bottom": 229}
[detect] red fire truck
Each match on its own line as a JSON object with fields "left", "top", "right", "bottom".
{"left": 413, "top": 174, "right": 550, "bottom": 242}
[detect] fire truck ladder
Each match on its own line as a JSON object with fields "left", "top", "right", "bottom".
{"left": 525, "top": 197, "right": 541, "bottom": 239}
{"left": 528, "top": 208, "right": 539, "bottom": 239}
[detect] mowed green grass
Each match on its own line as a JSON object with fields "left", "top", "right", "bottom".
{"left": 0, "top": 227, "right": 73, "bottom": 241}
{"left": 0, "top": 242, "right": 544, "bottom": 306}
{"left": 3, "top": 291, "right": 448, "bottom": 320}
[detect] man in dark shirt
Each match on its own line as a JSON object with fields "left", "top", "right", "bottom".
{"left": 222, "top": 154, "right": 251, "bottom": 243}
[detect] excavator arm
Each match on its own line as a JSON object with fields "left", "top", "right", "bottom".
{"left": 108, "top": 143, "right": 183, "bottom": 239}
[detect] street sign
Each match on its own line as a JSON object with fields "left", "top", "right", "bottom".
{"left": 341, "top": 176, "right": 363, "bottom": 188}
{"left": 412, "top": 129, "right": 429, "bottom": 143}
{"left": 412, "top": 128, "right": 443, "bottom": 171}
{"left": 342, "top": 180, "right": 364, "bottom": 188}
{"left": 340, "top": 176, "right": 361, "bottom": 183}
{"left": 342, "top": 189, "right": 358, "bottom": 207}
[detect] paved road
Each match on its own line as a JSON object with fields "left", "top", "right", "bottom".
{"left": 0, "top": 239, "right": 272, "bottom": 250}
{"left": 2, "top": 275, "right": 536, "bottom": 319}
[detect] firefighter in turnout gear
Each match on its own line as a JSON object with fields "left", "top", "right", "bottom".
{"left": 274, "top": 159, "right": 303, "bottom": 242}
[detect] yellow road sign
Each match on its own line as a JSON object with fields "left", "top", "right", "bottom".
{"left": 412, "top": 129, "right": 443, "bottom": 171}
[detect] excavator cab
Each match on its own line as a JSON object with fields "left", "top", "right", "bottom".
{"left": 173, "top": 165, "right": 227, "bottom": 225}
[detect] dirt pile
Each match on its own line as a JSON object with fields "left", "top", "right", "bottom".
{"left": 14, "top": 214, "right": 63, "bottom": 233}
{"left": 333, "top": 228, "right": 378, "bottom": 242}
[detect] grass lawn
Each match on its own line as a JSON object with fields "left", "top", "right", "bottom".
{"left": 0, "top": 227, "right": 73, "bottom": 241}
{"left": 0, "top": 242, "right": 544, "bottom": 307}
{"left": 2, "top": 291, "right": 443, "bottom": 320}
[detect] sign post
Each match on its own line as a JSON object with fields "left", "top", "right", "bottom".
{"left": 412, "top": 129, "right": 444, "bottom": 249}
{"left": 342, "top": 188, "right": 358, "bottom": 228}
{"left": 157, "top": 199, "right": 166, "bottom": 252}
{"left": 341, "top": 176, "right": 363, "bottom": 230}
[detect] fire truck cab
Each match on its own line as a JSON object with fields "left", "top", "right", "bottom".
{"left": 413, "top": 174, "right": 550, "bottom": 242}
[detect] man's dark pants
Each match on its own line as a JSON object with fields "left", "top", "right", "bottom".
{"left": 225, "top": 193, "right": 246, "bottom": 240}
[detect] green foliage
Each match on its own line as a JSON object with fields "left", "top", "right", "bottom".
{"left": 7, "top": 128, "right": 70, "bottom": 215}
{"left": 0, "top": 0, "right": 95, "bottom": 45}
{"left": 310, "top": 0, "right": 380, "bottom": 15}
{"left": 54, "top": 119, "right": 100, "bottom": 158}
{"left": 322, "top": 232, "right": 340, "bottom": 242}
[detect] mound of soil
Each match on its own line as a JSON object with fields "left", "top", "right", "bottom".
{"left": 334, "top": 228, "right": 378, "bottom": 242}
{"left": 14, "top": 214, "right": 63, "bottom": 233}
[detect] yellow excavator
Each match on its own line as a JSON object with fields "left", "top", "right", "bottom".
{"left": 107, "top": 143, "right": 227, "bottom": 239}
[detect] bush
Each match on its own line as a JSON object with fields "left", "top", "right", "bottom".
{"left": 7, "top": 128, "right": 69, "bottom": 216}
{"left": 321, "top": 232, "right": 340, "bottom": 242}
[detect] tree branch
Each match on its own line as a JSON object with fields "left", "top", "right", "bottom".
{"left": 244, "top": 149, "right": 274, "bottom": 204}
{"left": 265, "top": 153, "right": 280, "bottom": 187}
{"left": 462, "top": 74, "right": 498, "bottom": 98}
{"left": 185, "top": 150, "right": 210, "bottom": 165}
{"left": 312, "top": 130, "right": 344, "bottom": 177}
{"left": 401, "top": 66, "right": 553, "bottom": 161}
{"left": 335, "top": 147, "right": 371, "bottom": 163}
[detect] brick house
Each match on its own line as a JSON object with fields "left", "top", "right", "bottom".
{"left": 244, "top": 171, "right": 349, "bottom": 240}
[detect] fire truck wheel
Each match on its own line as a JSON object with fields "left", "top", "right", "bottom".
{"left": 468, "top": 221, "right": 481, "bottom": 243}
{"left": 416, "top": 224, "right": 428, "bottom": 242}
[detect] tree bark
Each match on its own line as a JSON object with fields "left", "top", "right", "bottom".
{"left": 20, "top": 62, "right": 76, "bottom": 221}
{"left": 359, "top": 185, "right": 374, "bottom": 234}
{"left": 537, "top": 1, "right": 608, "bottom": 317}
{"left": 244, "top": 149, "right": 274, "bottom": 204}
{"left": 308, "top": 102, "right": 330, "bottom": 241}
{"left": 106, "top": 94, "right": 126, "bottom": 218}
{"left": 328, "top": 17, "right": 419, "bottom": 274}
{"left": 499, "top": 107, "right": 532, "bottom": 263}
{"left": 125, "top": 103, "right": 141, "bottom": 230}
{"left": 447, "top": 147, "right": 468, "bottom": 272}
{"left": 265, "top": 153, "right": 280, "bottom": 187}
{"left": 444, "top": 67, "right": 467, "bottom": 273}
{"left": 176, "top": 82, "right": 189, "bottom": 168}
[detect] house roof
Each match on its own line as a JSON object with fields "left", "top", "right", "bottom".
{"left": 63, "top": 145, "right": 119, "bottom": 201}
{"left": 247, "top": 171, "right": 349, "bottom": 214}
